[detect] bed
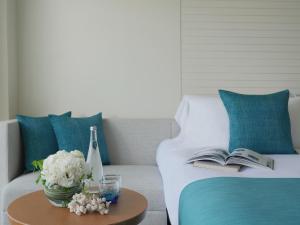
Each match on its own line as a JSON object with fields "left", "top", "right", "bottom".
{"left": 156, "top": 95, "right": 300, "bottom": 225}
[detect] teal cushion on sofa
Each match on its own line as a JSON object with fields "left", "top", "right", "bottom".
{"left": 16, "top": 112, "right": 71, "bottom": 172}
{"left": 219, "top": 89, "right": 295, "bottom": 154}
{"left": 49, "top": 113, "right": 110, "bottom": 165}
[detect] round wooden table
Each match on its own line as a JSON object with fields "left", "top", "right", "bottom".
{"left": 7, "top": 188, "right": 147, "bottom": 225}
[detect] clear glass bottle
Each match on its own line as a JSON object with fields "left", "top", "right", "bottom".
{"left": 86, "top": 126, "right": 104, "bottom": 191}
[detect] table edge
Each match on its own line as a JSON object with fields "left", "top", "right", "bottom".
{"left": 7, "top": 188, "right": 148, "bottom": 225}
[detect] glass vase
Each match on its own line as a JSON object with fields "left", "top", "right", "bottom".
{"left": 43, "top": 184, "right": 82, "bottom": 207}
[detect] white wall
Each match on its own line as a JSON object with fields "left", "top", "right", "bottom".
{"left": 0, "top": 0, "right": 17, "bottom": 120}
{"left": 0, "top": 0, "right": 9, "bottom": 120}
{"left": 5, "top": 0, "right": 300, "bottom": 119}
{"left": 17, "top": 0, "right": 181, "bottom": 118}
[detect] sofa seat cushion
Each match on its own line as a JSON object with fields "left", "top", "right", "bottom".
{"left": 1, "top": 165, "right": 165, "bottom": 212}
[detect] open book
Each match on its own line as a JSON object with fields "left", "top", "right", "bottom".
{"left": 186, "top": 147, "right": 274, "bottom": 171}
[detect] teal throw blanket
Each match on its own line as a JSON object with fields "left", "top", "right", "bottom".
{"left": 179, "top": 177, "right": 300, "bottom": 225}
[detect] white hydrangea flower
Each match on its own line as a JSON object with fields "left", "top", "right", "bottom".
{"left": 41, "top": 150, "right": 88, "bottom": 188}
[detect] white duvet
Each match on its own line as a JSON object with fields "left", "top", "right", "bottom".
{"left": 157, "top": 140, "right": 300, "bottom": 225}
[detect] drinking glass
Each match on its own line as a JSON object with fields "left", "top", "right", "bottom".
{"left": 103, "top": 174, "right": 122, "bottom": 187}
{"left": 100, "top": 175, "right": 121, "bottom": 203}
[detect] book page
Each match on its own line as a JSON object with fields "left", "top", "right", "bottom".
{"left": 226, "top": 148, "right": 274, "bottom": 170}
{"left": 186, "top": 147, "right": 229, "bottom": 165}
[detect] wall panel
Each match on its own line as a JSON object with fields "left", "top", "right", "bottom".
{"left": 17, "top": 0, "right": 181, "bottom": 118}
{"left": 182, "top": 0, "right": 300, "bottom": 95}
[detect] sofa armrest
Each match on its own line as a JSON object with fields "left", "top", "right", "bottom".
{"left": 0, "top": 120, "right": 23, "bottom": 190}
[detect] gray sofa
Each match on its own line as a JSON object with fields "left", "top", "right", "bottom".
{"left": 0, "top": 118, "right": 178, "bottom": 225}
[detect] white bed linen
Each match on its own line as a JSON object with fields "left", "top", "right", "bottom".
{"left": 174, "top": 95, "right": 229, "bottom": 149}
{"left": 157, "top": 139, "right": 300, "bottom": 225}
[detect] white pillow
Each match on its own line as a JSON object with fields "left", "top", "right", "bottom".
{"left": 175, "top": 95, "right": 300, "bottom": 153}
{"left": 175, "top": 95, "right": 229, "bottom": 149}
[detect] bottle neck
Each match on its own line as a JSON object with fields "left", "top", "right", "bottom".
{"left": 90, "top": 129, "right": 98, "bottom": 150}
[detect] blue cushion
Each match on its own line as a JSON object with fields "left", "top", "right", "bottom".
{"left": 219, "top": 89, "right": 295, "bottom": 154}
{"left": 49, "top": 113, "right": 110, "bottom": 165}
{"left": 16, "top": 112, "right": 71, "bottom": 172}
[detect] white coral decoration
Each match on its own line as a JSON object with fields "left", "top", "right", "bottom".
{"left": 68, "top": 193, "right": 111, "bottom": 216}
{"left": 42, "top": 150, "right": 89, "bottom": 188}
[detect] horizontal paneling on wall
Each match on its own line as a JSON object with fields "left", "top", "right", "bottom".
{"left": 181, "top": 0, "right": 300, "bottom": 95}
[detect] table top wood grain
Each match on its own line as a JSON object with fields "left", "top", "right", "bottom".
{"left": 7, "top": 188, "right": 147, "bottom": 225}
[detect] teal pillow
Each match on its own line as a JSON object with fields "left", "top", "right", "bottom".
{"left": 49, "top": 113, "right": 110, "bottom": 165}
{"left": 16, "top": 112, "right": 71, "bottom": 172}
{"left": 219, "top": 89, "right": 295, "bottom": 154}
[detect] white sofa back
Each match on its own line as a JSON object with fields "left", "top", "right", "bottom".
{"left": 103, "top": 119, "right": 178, "bottom": 165}
{"left": 0, "top": 118, "right": 179, "bottom": 190}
